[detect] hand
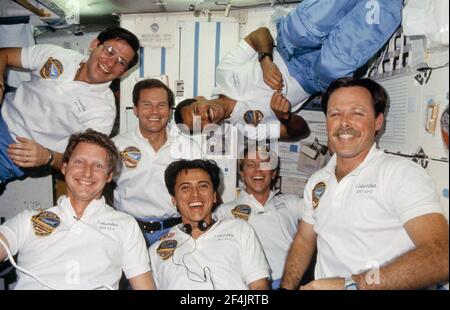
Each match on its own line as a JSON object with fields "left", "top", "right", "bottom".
{"left": 261, "top": 58, "right": 283, "bottom": 91}
{"left": 7, "top": 137, "right": 51, "bottom": 168}
{"left": 300, "top": 278, "right": 345, "bottom": 290}
{"left": 270, "top": 91, "right": 291, "bottom": 121}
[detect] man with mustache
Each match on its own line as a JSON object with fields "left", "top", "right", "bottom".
{"left": 0, "top": 27, "right": 139, "bottom": 186}
{"left": 280, "top": 77, "right": 449, "bottom": 290}
{"left": 113, "top": 79, "right": 201, "bottom": 246}
{"left": 174, "top": 0, "right": 403, "bottom": 141}
{"left": 149, "top": 159, "right": 270, "bottom": 289}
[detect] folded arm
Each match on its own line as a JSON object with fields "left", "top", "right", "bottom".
{"left": 302, "top": 213, "right": 449, "bottom": 290}
{"left": 281, "top": 221, "right": 317, "bottom": 289}
{"left": 7, "top": 137, "right": 63, "bottom": 170}
{"left": 355, "top": 213, "right": 449, "bottom": 289}
{"left": 245, "top": 27, "right": 283, "bottom": 91}
{"left": 270, "top": 91, "right": 310, "bottom": 141}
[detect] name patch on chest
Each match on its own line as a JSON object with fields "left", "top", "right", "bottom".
{"left": 214, "top": 233, "right": 234, "bottom": 241}
{"left": 355, "top": 183, "right": 377, "bottom": 194}
{"left": 97, "top": 220, "right": 119, "bottom": 231}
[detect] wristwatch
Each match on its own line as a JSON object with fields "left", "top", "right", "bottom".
{"left": 280, "top": 111, "right": 292, "bottom": 126}
{"left": 344, "top": 276, "right": 359, "bottom": 290}
{"left": 258, "top": 51, "right": 273, "bottom": 62}
{"left": 46, "top": 148, "right": 54, "bottom": 166}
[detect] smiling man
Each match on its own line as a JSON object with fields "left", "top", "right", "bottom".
{"left": 113, "top": 79, "right": 201, "bottom": 246}
{"left": 281, "top": 77, "right": 449, "bottom": 290}
{"left": 215, "top": 147, "right": 303, "bottom": 289}
{"left": 0, "top": 129, "right": 155, "bottom": 289}
{"left": 0, "top": 26, "right": 139, "bottom": 185}
{"left": 174, "top": 0, "right": 404, "bottom": 141}
{"left": 149, "top": 159, "right": 270, "bottom": 290}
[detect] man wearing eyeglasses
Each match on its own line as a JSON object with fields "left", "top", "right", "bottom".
{"left": 0, "top": 26, "right": 139, "bottom": 186}
{"left": 112, "top": 79, "right": 202, "bottom": 246}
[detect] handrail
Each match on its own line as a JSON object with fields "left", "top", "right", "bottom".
{"left": 13, "top": 0, "right": 51, "bottom": 17}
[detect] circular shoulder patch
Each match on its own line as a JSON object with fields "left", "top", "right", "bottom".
{"left": 156, "top": 239, "right": 178, "bottom": 260}
{"left": 312, "top": 182, "right": 326, "bottom": 209}
{"left": 231, "top": 204, "right": 252, "bottom": 221}
{"left": 31, "top": 210, "right": 61, "bottom": 237}
{"left": 243, "top": 110, "right": 264, "bottom": 127}
{"left": 40, "top": 57, "right": 63, "bottom": 79}
{"left": 120, "top": 146, "right": 142, "bottom": 168}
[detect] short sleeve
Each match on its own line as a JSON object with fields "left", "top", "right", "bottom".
{"left": 21, "top": 45, "right": 76, "bottom": 72}
{"left": 383, "top": 160, "right": 444, "bottom": 224}
{"left": 122, "top": 218, "right": 151, "bottom": 279}
{"left": 148, "top": 244, "right": 160, "bottom": 289}
{"left": 0, "top": 210, "right": 34, "bottom": 258}
{"left": 239, "top": 221, "right": 270, "bottom": 285}
{"left": 217, "top": 40, "right": 256, "bottom": 69}
{"left": 213, "top": 203, "right": 234, "bottom": 220}
{"left": 284, "top": 193, "right": 304, "bottom": 222}
{"left": 301, "top": 179, "right": 316, "bottom": 225}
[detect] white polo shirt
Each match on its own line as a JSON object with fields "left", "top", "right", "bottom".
{"left": 302, "top": 144, "right": 445, "bottom": 280}
{"left": 113, "top": 127, "right": 202, "bottom": 219}
{"left": 215, "top": 191, "right": 303, "bottom": 281}
{"left": 1, "top": 44, "right": 116, "bottom": 153}
{"left": 149, "top": 218, "right": 270, "bottom": 290}
{"left": 213, "top": 40, "right": 308, "bottom": 139}
{"left": 0, "top": 196, "right": 150, "bottom": 290}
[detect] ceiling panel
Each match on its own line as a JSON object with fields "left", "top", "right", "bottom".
{"left": 1, "top": 0, "right": 300, "bottom": 28}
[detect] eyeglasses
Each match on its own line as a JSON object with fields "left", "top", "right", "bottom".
{"left": 100, "top": 44, "right": 129, "bottom": 69}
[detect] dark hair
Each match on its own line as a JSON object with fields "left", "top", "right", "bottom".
{"left": 238, "top": 146, "right": 279, "bottom": 172}
{"left": 321, "top": 77, "right": 388, "bottom": 116}
{"left": 97, "top": 26, "right": 140, "bottom": 70}
{"left": 174, "top": 98, "right": 197, "bottom": 125}
{"left": 63, "top": 129, "right": 119, "bottom": 175}
{"left": 239, "top": 146, "right": 280, "bottom": 188}
{"left": 132, "top": 79, "right": 175, "bottom": 108}
{"left": 164, "top": 159, "right": 221, "bottom": 196}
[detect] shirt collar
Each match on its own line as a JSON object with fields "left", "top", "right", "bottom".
{"left": 58, "top": 195, "right": 106, "bottom": 220}
{"left": 73, "top": 56, "right": 111, "bottom": 92}
{"left": 134, "top": 126, "right": 174, "bottom": 147}
{"left": 324, "top": 143, "right": 382, "bottom": 177}
{"left": 239, "top": 189, "right": 278, "bottom": 208}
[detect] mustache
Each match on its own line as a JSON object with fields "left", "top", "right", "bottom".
{"left": 333, "top": 127, "right": 361, "bottom": 138}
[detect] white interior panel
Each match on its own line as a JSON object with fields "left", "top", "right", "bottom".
{"left": 197, "top": 22, "right": 217, "bottom": 97}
